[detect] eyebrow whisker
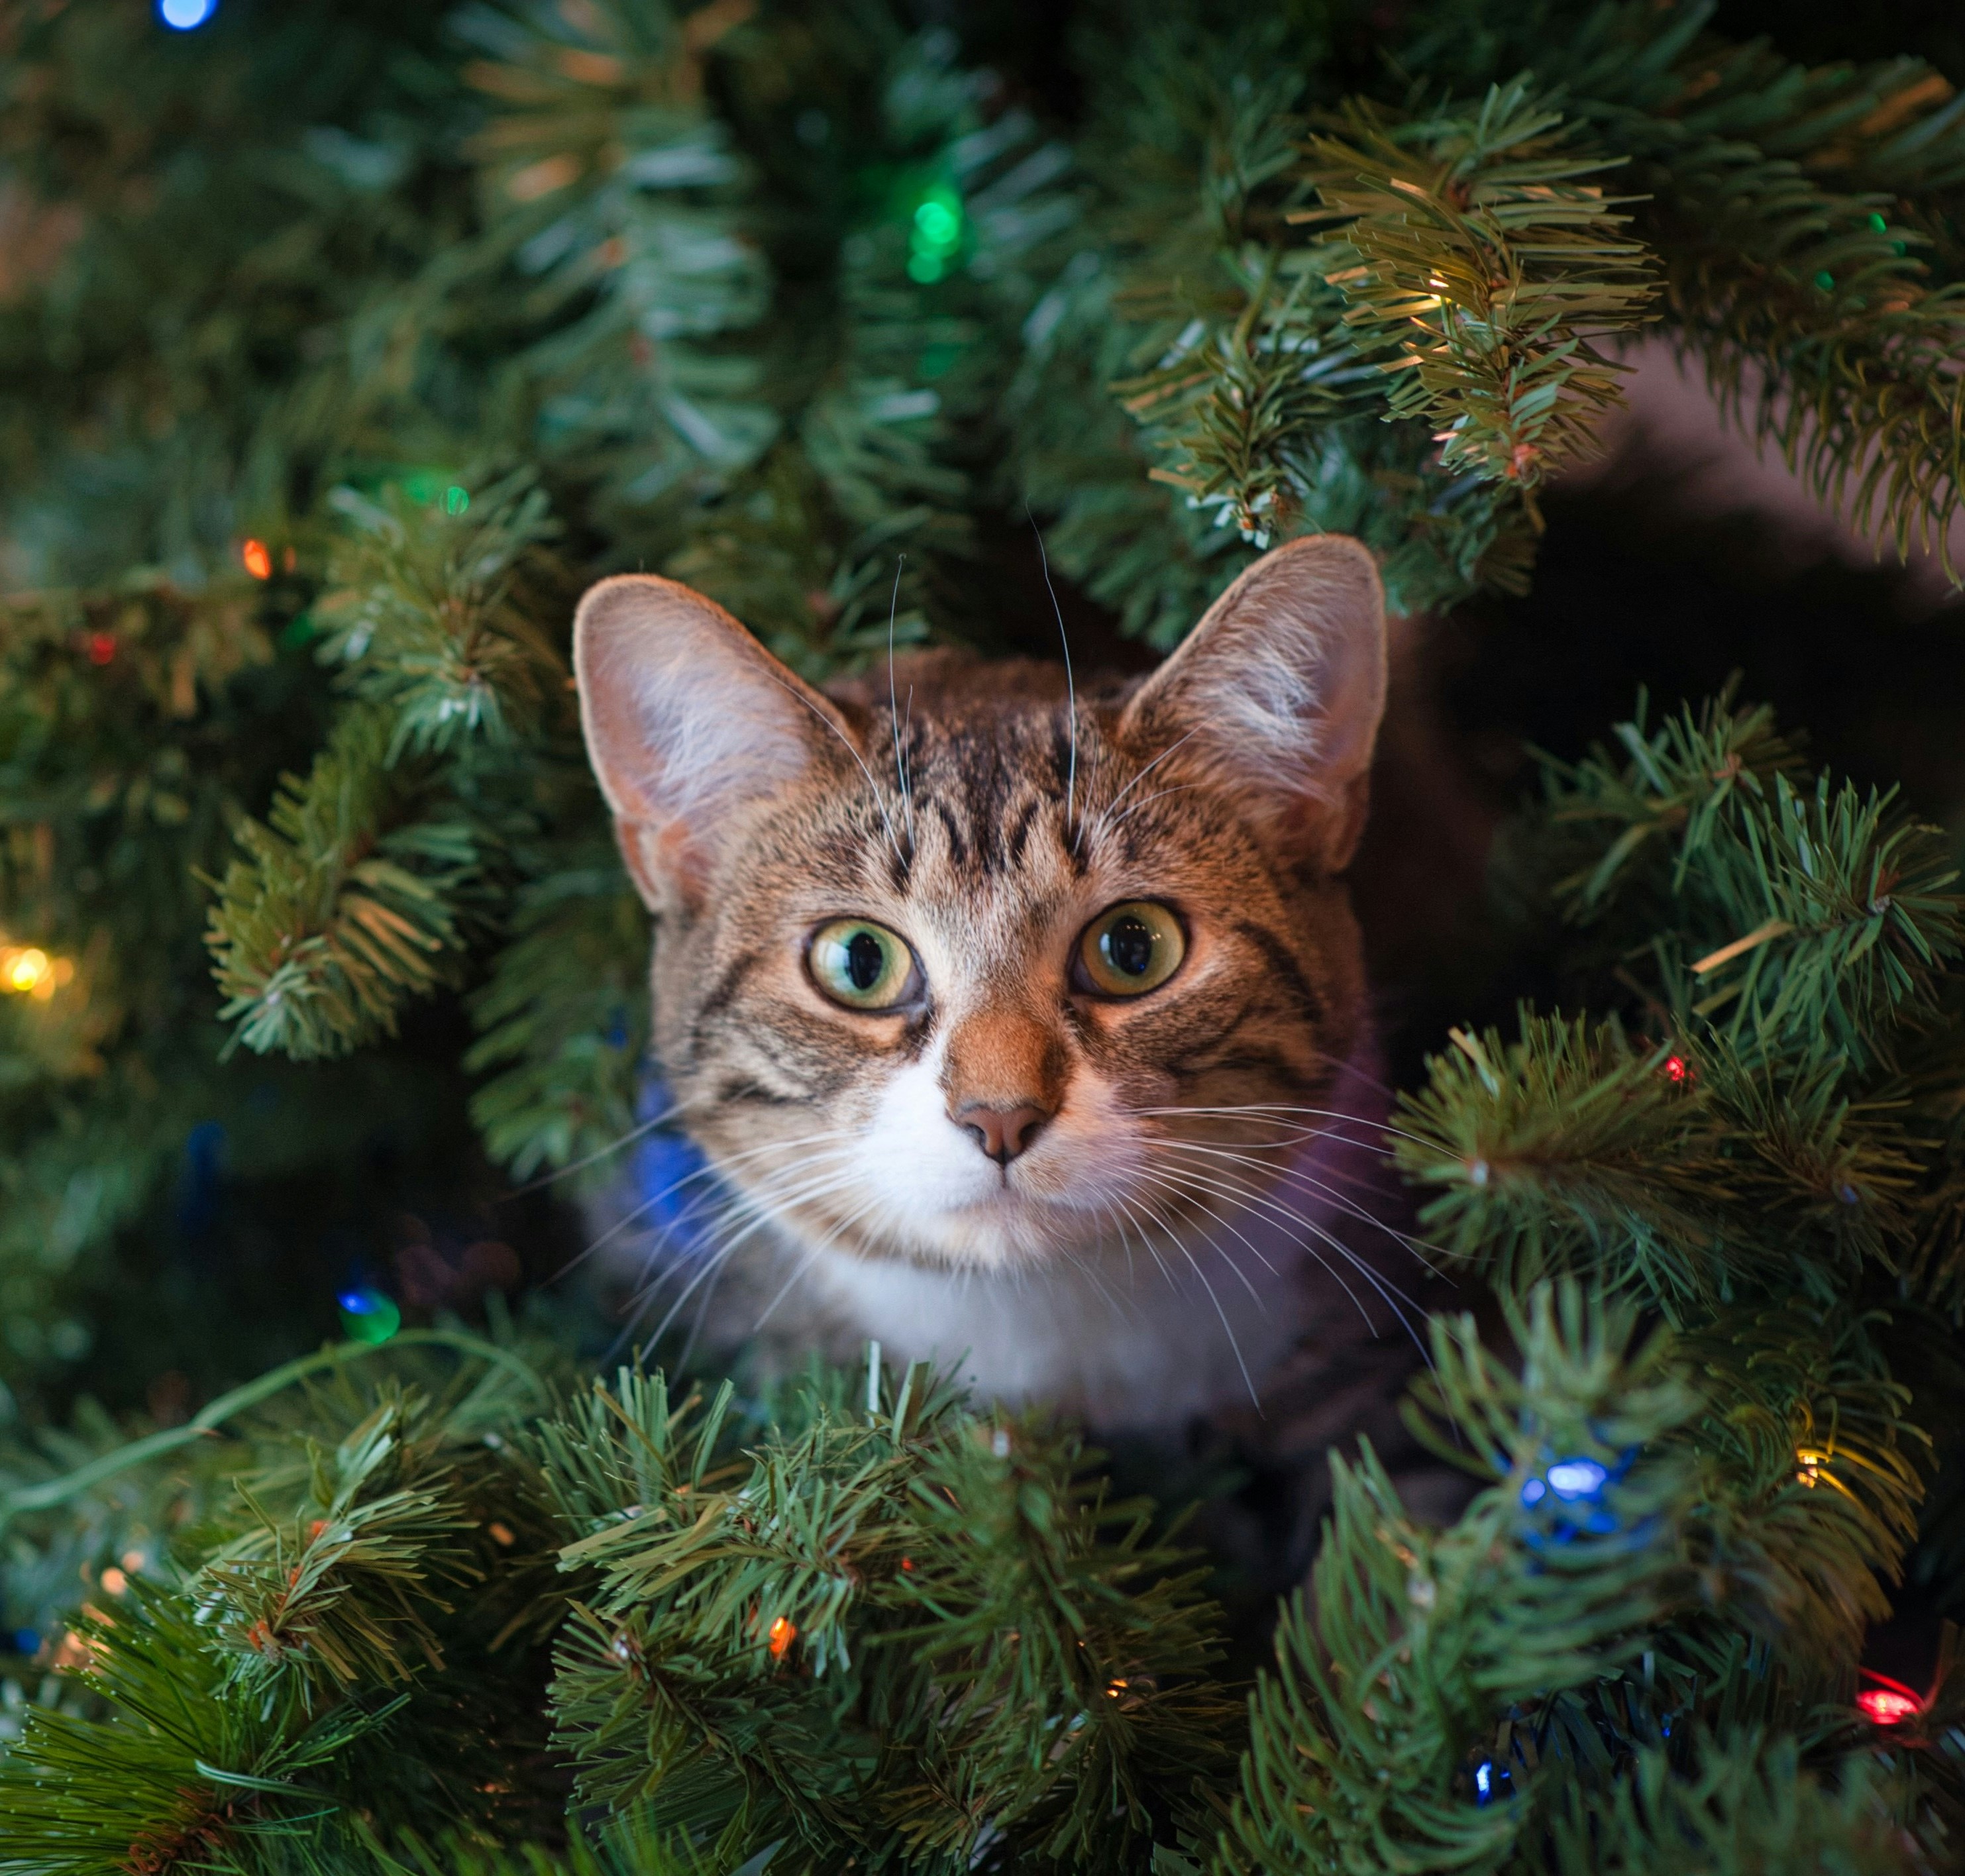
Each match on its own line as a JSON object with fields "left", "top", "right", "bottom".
{"left": 1029, "top": 507, "right": 1077, "bottom": 839}
{"left": 1078, "top": 725, "right": 1204, "bottom": 856}
{"left": 886, "top": 554, "right": 917, "bottom": 853}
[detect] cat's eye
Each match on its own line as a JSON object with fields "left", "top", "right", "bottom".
{"left": 1075, "top": 900, "right": 1186, "bottom": 998}
{"left": 808, "top": 918, "right": 920, "bottom": 1012}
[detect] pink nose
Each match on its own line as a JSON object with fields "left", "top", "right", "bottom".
{"left": 953, "top": 1101, "right": 1051, "bottom": 1165}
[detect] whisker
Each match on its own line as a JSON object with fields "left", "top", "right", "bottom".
{"left": 1136, "top": 1102, "right": 1438, "bottom": 1153}
{"left": 751, "top": 1192, "right": 889, "bottom": 1331}
{"left": 1125, "top": 1166, "right": 1280, "bottom": 1288}
{"left": 1100, "top": 780, "right": 1201, "bottom": 839}
{"left": 1116, "top": 1178, "right": 1263, "bottom": 1315}
{"left": 1052, "top": 1225, "right": 1137, "bottom": 1320}
{"left": 766, "top": 669, "right": 908, "bottom": 866}
{"left": 1118, "top": 1184, "right": 1261, "bottom": 1408}
{"left": 566, "top": 1133, "right": 859, "bottom": 1282}
{"left": 1094, "top": 1196, "right": 1140, "bottom": 1288}
{"left": 502, "top": 1089, "right": 718, "bottom": 1196}
{"left": 1028, "top": 507, "right": 1077, "bottom": 837}
{"left": 886, "top": 554, "right": 916, "bottom": 852}
{"left": 1108, "top": 1189, "right": 1181, "bottom": 1298}
{"left": 1078, "top": 725, "right": 1204, "bottom": 856}
{"left": 1146, "top": 1172, "right": 1384, "bottom": 1350}
{"left": 1146, "top": 1137, "right": 1440, "bottom": 1263}
{"left": 1130, "top": 1156, "right": 1430, "bottom": 1345}
{"left": 623, "top": 1164, "right": 867, "bottom": 1347}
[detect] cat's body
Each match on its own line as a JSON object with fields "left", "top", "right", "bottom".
{"left": 577, "top": 537, "right": 1416, "bottom": 1432}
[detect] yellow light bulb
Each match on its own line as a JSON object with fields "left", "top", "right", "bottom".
{"left": 5, "top": 948, "right": 49, "bottom": 994}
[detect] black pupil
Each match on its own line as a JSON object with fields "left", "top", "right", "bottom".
{"left": 845, "top": 929, "right": 886, "bottom": 992}
{"left": 1102, "top": 913, "right": 1156, "bottom": 978}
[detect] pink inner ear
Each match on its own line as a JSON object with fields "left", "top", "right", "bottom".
{"left": 1118, "top": 535, "right": 1388, "bottom": 869}
{"left": 573, "top": 573, "right": 856, "bottom": 906}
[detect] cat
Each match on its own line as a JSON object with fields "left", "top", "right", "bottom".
{"left": 574, "top": 534, "right": 1420, "bottom": 1432}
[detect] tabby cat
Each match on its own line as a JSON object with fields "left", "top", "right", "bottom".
{"left": 576, "top": 535, "right": 1414, "bottom": 1430}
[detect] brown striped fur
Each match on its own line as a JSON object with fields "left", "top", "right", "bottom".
{"left": 576, "top": 536, "right": 1399, "bottom": 1426}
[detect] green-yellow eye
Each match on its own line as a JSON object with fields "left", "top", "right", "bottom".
{"left": 808, "top": 918, "right": 918, "bottom": 1011}
{"left": 1076, "top": 900, "right": 1186, "bottom": 998}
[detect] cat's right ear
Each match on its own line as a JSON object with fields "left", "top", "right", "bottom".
{"left": 574, "top": 574, "right": 856, "bottom": 913}
{"left": 1117, "top": 534, "right": 1387, "bottom": 873}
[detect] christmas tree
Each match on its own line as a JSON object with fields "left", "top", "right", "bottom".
{"left": 3, "top": 0, "right": 1965, "bottom": 1869}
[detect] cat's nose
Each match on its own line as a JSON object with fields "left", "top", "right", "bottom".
{"left": 953, "top": 1100, "right": 1051, "bottom": 1166}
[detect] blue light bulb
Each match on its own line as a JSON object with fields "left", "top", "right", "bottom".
{"left": 158, "top": 0, "right": 219, "bottom": 29}
{"left": 1546, "top": 1458, "right": 1610, "bottom": 1500}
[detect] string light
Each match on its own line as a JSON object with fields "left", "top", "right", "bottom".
{"left": 1857, "top": 1675, "right": 1922, "bottom": 1726}
{"left": 906, "top": 183, "right": 965, "bottom": 283}
{"left": 240, "top": 539, "right": 273, "bottom": 580}
{"left": 1, "top": 945, "right": 74, "bottom": 1000}
{"left": 337, "top": 1286, "right": 401, "bottom": 1345}
{"left": 1518, "top": 1450, "right": 1634, "bottom": 1543}
{"left": 85, "top": 632, "right": 116, "bottom": 666}
{"left": 767, "top": 1615, "right": 796, "bottom": 1659}
{"left": 1796, "top": 1447, "right": 1827, "bottom": 1488}
{"left": 1544, "top": 1459, "right": 1609, "bottom": 1498}
{"left": 158, "top": 0, "right": 219, "bottom": 27}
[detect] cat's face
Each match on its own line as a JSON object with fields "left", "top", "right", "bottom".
{"left": 576, "top": 538, "right": 1387, "bottom": 1280}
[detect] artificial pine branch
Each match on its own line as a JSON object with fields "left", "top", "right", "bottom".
{"left": 205, "top": 702, "right": 480, "bottom": 1060}
{"left": 313, "top": 474, "right": 565, "bottom": 762}
{"left": 1220, "top": 1286, "right": 1699, "bottom": 1875}
{"left": 205, "top": 473, "right": 574, "bottom": 1062}
{"left": 7, "top": 0, "right": 1965, "bottom": 1863}
{"left": 455, "top": 0, "right": 776, "bottom": 523}
{"left": 464, "top": 834, "right": 652, "bottom": 1180}
{"left": 1299, "top": 78, "right": 1658, "bottom": 504}
{"left": 1415, "top": 0, "right": 1965, "bottom": 578}
{"left": 1530, "top": 690, "right": 1963, "bottom": 1069}
{"left": 1392, "top": 1012, "right": 1746, "bottom": 1314}
{"left": 541, "top": 1354, "right": 1235, "bottom": 1873}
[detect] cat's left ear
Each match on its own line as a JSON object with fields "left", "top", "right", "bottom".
{"left": 1118, "top": 534, "right": 1387, "bottom": 872}
{"left": 575, "top": 574, "right": 857, "bottom": 913}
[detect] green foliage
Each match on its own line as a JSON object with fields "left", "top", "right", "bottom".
{"left": 206, "top": 702, "right": 482, "bottom": 1060}
{"left": 9, "top": 0, "right": 1965, "bottom": 1370}
{"left": 1531, "top": 692, "right": 1963, "bottom": 1070}
{"left": 1526, "top": 1732, "right": 1910, "bottom": 1876}
{"left": 1222, "top": 1288, "right": 1697, "bottom": 1875}
{"left": 1218, "top": 1280, "right": 1956, "bottom": 1876}
{"left": 1396, "top": 692, "right": 1965, "bottom": 1350}
{"left": 204, "top": 472, "right": 571, "bottom": 1062}
{"left": 538, "top": 1355, "right": 1235, "bottom": 1872}
{"left": 5, "top": 0, "right": 1965, "bottom": 1869}
{"left": 0, "top": 1343, "right": 1233, "bottom": 1875}
{"left": 0, "top": 1333, "right": 572, "bottom": 1873}
{"left": 1299, "top": 79, "right": 1657, "bottom": 500}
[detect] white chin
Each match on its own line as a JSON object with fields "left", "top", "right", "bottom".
{"left": 886, "top": 1186, "right": 1099, "bottom": 1270}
